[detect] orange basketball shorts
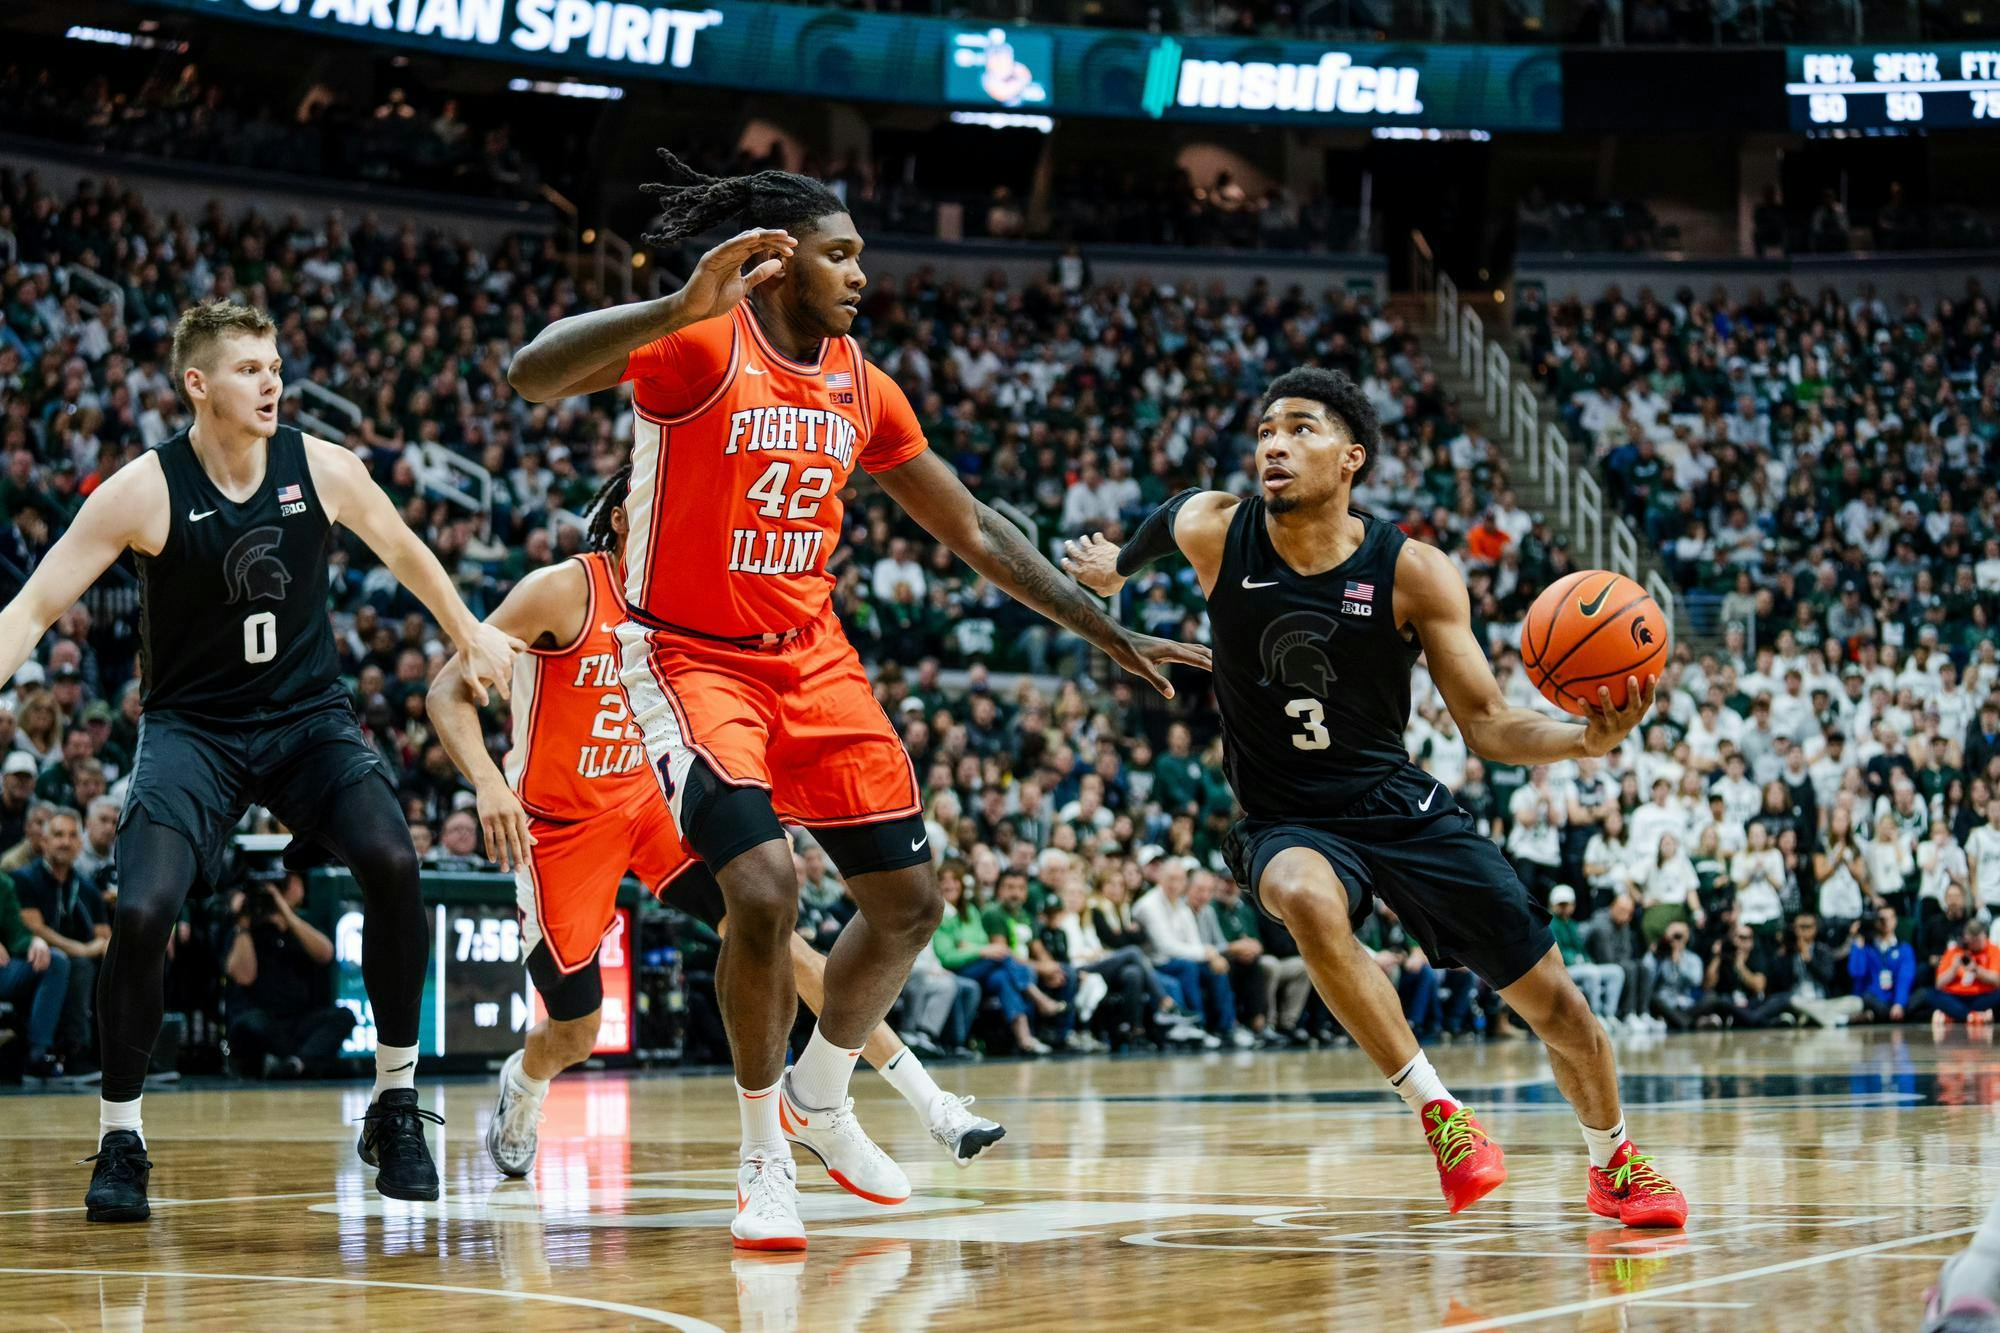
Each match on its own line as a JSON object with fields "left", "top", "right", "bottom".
{"left": 516, "top": 784, "right": 692, "bottom": 974}
{"left": 614, "top": 608, "right": 920, "bottom": 833}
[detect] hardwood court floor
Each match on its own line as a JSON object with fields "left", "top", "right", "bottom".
{"left": 2, "top": 1028, "right": 1994, "bottom": 1330}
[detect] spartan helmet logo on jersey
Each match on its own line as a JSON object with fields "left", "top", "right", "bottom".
{"left": 1258, "top": 611, "right": 1340, "bottom": 697}
{"left": 223, "top": 526, "right": 291, "bottom": 604}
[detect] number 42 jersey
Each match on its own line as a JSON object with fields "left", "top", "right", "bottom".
{"left": 619, "top": 303, "right": 928, "bottom": 638}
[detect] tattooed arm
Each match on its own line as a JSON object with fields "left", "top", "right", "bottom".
{"left": 873, "top": 451, "right": 1211, "bottom": 697}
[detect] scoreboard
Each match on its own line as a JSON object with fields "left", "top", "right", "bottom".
{"left": 1788, "top": 45, "right": 2000, "bottom": 129}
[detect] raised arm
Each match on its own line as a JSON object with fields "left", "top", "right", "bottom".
{"left": 1060, "top": 490, "right": 1239, "bottom": 599}
{"left": 425, "top": 561, "right": 589, "bottom": 871}
{"left": 0, "top": 457, "right": 165, "bottom": 688}
{"left": 506, "top": 229, "right": 796, "bottom": 402}
{"left": 872, "top": 451, "right": 1211, "bottom": 697}
{"left": 306, "top": 438, "right": 525, "bottom": 700}
{"left": 1400, "top": 541, "right": 1654, "bottom": 765}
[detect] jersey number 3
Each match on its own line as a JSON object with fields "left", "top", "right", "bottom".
{"left": 242, "top": 611, "right": 278, "bottom": 664}
{"left": 1286, "top": 698, "right": 1330, "bottom": 751}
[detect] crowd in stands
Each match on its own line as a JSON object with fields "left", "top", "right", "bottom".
{"left": 4, "top": 155, "right": 1999, "bottom": 1081}
{"left": 1514, "top": 190, "right": 1679, "bottom": 255}
{"left": 0, "top": 62, "right": 545, "bottom": 200}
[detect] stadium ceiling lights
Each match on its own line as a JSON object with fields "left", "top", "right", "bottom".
{"left": 948, "top": 111, "right": 1054, "bottom": 133}
{"left": 65, "top": 24, "right": 188, "bottom": 50}
{"left": 507, "top": 77, "right": 625, "bottom": 100}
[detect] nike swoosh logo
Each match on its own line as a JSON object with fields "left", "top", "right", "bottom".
{"left": 911, "top": 835, "right": 929, "bottom": 852}
{"left": 1579, "top": 580, "right": 1614, "bottom": 617}
{"left": 1418, "top": 784, "right": 1441, "bottom": 811}
{"left": 744, "top": 366, "right": 768, "bottom": 375}
{"left": 1242, "top": 577, "right": 1279, "bottom": 590}
{"left": 189, "top": 509, "right": 216, "bottom": 522}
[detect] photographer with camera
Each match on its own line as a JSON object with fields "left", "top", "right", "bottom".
{"left": 223, "top": 870, "right": 355, "bottom": 1080}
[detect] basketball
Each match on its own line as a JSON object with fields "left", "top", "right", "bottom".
{"left": 1520, "top": 570, "right": 1668, "bottom": 716}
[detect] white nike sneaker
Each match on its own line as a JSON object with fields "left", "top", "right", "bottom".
{"left": 485, "top": 1049, "right": 544, "bottom": 1178}
{"left": 732, "top": 1151, "right": 807, "bottom": 1251}
{"left": 779, "top": 1070, "right": 911, "bottom": 1205}
{"left": 926, "top": 1092, "right": 1006, "bottom": 1167}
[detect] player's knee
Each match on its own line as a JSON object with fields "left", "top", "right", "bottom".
{"left": 868, "top": 868, "right": 944, "bottom": 944}
{"left": 115, "top": 892, "right": 177, "bottom": 948}
{"left": 1260, "top": 868, "right": 1349, "bottom": 936}
{"left": 546, "top": 1012, "right": 601, "bottom": 1065}
{"left": 716, "top": 843, "right": 798, "bottom": 948}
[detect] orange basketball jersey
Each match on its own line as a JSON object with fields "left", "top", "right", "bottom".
{"left": 620, "top": 303, "right": 927, "bottom": 638}
{"left": 504, "top": 551, "right": 650, "bottom": 820}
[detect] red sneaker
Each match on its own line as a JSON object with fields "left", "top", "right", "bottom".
{"left": 1587, "top": 1140, "right": 1688, "bottom": 1228}
{"left": 1420, "top": 1099, "right": 1507, "bottom": 1213}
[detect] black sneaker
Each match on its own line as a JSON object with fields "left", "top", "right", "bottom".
{"left": 82, "top": 1130, "right": 152, "bottom": 1223}
{"left": 26, "top": 1053, "right": 65, "bottom": 1081}
{"left": 355, "top": 1089, "right": 443, "bottom": 1201}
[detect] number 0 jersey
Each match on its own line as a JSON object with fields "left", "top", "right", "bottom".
{"left": 505, "top": 551, "right": 650, "bottom": 820}
{"left": 137, "top": 424, "right": 343, "bottom": 722}
{"left": 619, "top": 303, "right": 928, "bottom": 638}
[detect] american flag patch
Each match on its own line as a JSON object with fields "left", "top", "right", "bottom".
{"left": 824, "top": 371, "right": 853, "bottom": 390}
{"left": 1344, "top": 580, "right": 1375, "bottom": 603}
{"left": 277, "top": 484, "right": 303, "bottom": 504}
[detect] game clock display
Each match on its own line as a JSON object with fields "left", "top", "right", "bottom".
{"left": 333, "top": 901, "right": 634, "bottom": 1063}
{"left": 1788, "top": 45, "right": 2000, "bottom": 128}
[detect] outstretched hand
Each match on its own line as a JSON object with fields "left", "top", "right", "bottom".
{"left": 1108, "top": 631, "right": 1213, "bottom": 700}
{"left": 1580, "top": 674, "right": 1657, "bottom": 757}
{"left": 1061, "top": 532, "right": 1127, "bottom": 597}
{"left": 676, "top": 228, "right": 798, "bottom": 323}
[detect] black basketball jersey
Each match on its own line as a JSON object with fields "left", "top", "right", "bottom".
{"left": 137, "top": 425, "right": 342, "bottom": 722}
{"left": 1207, "top": 498, "right": 1421, "bottom": 819}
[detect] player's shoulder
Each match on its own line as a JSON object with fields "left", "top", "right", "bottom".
{"left": 1394, "top": 538, "right": 1467, "bottom": 605}
{"left": 511, "top": 555, "right": 594, "bottom": 612}
{"left": 493, "top": 556, "right": 595, "bottom": 647}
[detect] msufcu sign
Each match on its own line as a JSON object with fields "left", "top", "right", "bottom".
{"left": 165, "top": 0, "right": 1557, "bottom": 128}
{"left": 1141, "top": 37, "right": 1422, "bottom": 118}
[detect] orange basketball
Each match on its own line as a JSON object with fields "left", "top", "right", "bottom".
{"left": 1520, "top": 570, "right": 1668, "bottom": 716}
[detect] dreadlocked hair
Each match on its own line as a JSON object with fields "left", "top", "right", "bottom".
{"left": 585, "top": 463, "right": 632, "bottom": 553}
{"left": 639, "top": 150, "right": 845, "bottom": 249}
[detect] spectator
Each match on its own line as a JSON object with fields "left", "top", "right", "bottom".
{"left": 1695, "top": 920, "right": 1793, "bottom": 1029}
{"left": 933, "top": 864, "right": 1060, "bottom": 1056}
{"left": 0, "top": 862, "right": 71, "bottom": 1078}
{"left": 1772, "top": 912, "right": 1861, "bottom": 1029}
{"left": 1549, "top": 885, "right": 1624, "bottom": 1027}
{"left": 1638, "top": 832, "right": 1703, "bottom": 940}
{"left": 76, "top": 795, "right": 119, "bottom": 879}
{"left": 222, "top": 872, "right": 355, "bottom": 1079}
{"left": 1968, "top": 798, "right": 2000, "bottom": 917}
{"left": 1206, "top": 872, "right": 1304, "bottom": 1045}
{"left": 1920, "top": 883, "right": 1977, "bottom": 977}
{"left": 1643, "top": 920, "right": 1704, "bottom": 1030}
{"left": 0, "top": 751, "right": 35, "bottom": 847}
{"left": 1360, "top": 904, "right": 1442, "bottom": 1041}
{"left": 984, "top": 870, "right": 1078, "bottom": 1048}
{"left": 1814, "top": 808, "right": 1873, "bottom": 934}
{"left": 425, "top": 808, "right": 490, "bottom": 871}
{"left": 1583, "top": 892, "right": 1658, "bottom": 1029}
{"left": 10, "top": 806, "right": 106, "bottom": 1069}
{"left": 1132, "top": 858, "right": 1238, "bottom": 1048}
{"left": 1917, "top": 917, "right": 2000, "bottom": 1030}
{"left": 1847, "top": 905, "right": 1917, "bottom": 1024}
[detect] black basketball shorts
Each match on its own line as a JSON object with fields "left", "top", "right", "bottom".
{"left": 120, "top": 700, "right": 396, "bottom": 889}
{"left": 1225, "top": 763, "right": 1556, "bottom": 989}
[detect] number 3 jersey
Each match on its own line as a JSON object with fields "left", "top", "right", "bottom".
{"left": 619, "top": 303, "right": 928, "bottom": 638}
{"left": 505, "top": 550, "right": 650, "bottom": 821}
{"left": 138, "top": 424, "right": 343, "bottom": 722}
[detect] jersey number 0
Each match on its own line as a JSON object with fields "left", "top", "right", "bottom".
{"left": 243, "top": 611, "right": 278, "bottom": 664}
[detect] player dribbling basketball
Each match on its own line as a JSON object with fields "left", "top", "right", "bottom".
{"left": 1067, "top": 366, "right": 1688, "bottom": 1228}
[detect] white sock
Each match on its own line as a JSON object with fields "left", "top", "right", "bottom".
{"left": 880, "top": 1046, "right": 944, "bottom": 1116}
{"left": 99, "top": 1096, "right": 143, "bottom": 1147}
{"left": 737, "top": 1079, "right": 788, "bottom": 1160}
{"left": 507, "top": 1058, "right": 552, "bottom": 1101}
{"left": 1389, "top": 1051, "right": 1452, "bottom": 1115}
{"left": 789, "top": 1025, "right": 860, "bottom": 1111}
{"left": 373, "top": 1043, "right": 419, "bottom": 1099}
{"left": 1580, "top": 1117, "right": 1629, "bottom": 1170}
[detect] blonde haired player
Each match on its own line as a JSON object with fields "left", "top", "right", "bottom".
{"left": 426, "top": 466, "right": 1003, "bottom": 1189}
{"left": 0, "top": 300, "right": 520, "bottom": 1221}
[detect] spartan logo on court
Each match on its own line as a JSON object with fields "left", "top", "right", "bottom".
{"left": 1629, "top": 617, "right": 1656, "bottom": 648}
{"left": 1258, "top": 611, "right": 1340, "bottom": 697}
{"left": 223, "top": 526, "right": 290, "bottom": 604}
